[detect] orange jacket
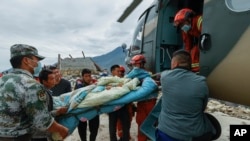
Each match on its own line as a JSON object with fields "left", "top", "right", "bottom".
{"left": 182, "top": 15, "right": 202, "bottom": 72}
{"left": 182, "top": 15, "right": 202, "bottom": 52}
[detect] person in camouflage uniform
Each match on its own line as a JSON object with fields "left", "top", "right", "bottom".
{"left": 0, "top": 44, "right": 69, "bottom": 141}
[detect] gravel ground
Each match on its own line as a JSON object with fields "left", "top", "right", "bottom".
{"left": 63, "top": 99, "right": 250, "bottom": 141}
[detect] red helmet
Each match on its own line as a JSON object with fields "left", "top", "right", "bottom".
{"left": 174, "top": 8, "right": 194, "bottom": 26}
{"left": 130, "top": 54, "right": 146, "bottom": 65}
{"left": 120, "top": 65, "right": 125, "bottom": 73}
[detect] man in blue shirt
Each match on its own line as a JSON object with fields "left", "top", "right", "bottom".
{"left": 157, "top": 50, "right": 215, "bottom": 141}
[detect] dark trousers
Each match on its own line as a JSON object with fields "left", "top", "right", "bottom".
{"left": 78, "top": 115, "right": 100, "bottom": 141}
{"left": 31, "top": 139, "right": 47, "bottom": 141}
{"left": 192, "top": 132, "right": 213, "bottom": 141}
{"left": 156, "top": 129, "right": 178, "bottom": 141}
{"left": 156, "top": 129, "right": 213, "bottom": 141}
{"left": 108, "top": 106, "right": 130, "bottom": 141}
{"left": 0, "top": 134, "right": 32, "bottom": 141}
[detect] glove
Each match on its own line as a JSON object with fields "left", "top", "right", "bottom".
{"left": 47, "top": 121, "right": 69, "bottom": 139}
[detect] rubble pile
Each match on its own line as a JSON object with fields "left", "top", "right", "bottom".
{"left": 206, "top": 99, "right": 250, "bottom": 120}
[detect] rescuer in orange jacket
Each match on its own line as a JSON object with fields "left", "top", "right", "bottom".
{"left": 174, "top": 8, "right": 202, "bottom": 72}
{"left": 126, "top": 55, "right": 157, "bottom": 141}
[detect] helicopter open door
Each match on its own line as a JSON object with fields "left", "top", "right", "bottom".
{"left": 121, "top": 0, "right": 250, "bottom": 105}
{"left": 200, "top": 0, "right": 250, "bottom": 106}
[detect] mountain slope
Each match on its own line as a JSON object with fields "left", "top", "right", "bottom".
{"left": 1, "top": 47, "right": 128, "bottom": 74}
{"left": 92, "top": 47, "right": 127, "bottom": 72}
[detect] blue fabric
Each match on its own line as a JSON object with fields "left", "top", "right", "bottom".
{"left": 99, "top": 105, "right": 124, "bottom": 114}
{"left": 55, "top": 70, "right": 158, "bottom": 134}
{"left": 56, "top": 107, "right": 97, "bottom": 134}
{"left": 56, "top": 115, "right": 79, "bottom": 134}
{"left": 76, "top": 108, "right": 99, "bottom": 121}
{"left": 125, "top": 67, "right": 150, "bottom": 80}
{"left": 70, "top": 91, "right": 87, "bottom": 109}
{"left": 156, "top": 129, "right": 179, "bottom": 141}
{"left": 53, "top": 92, "right": 71, "bottom": 107}
{"left": 91, "top": 86, "right": 105, "bottom": 93}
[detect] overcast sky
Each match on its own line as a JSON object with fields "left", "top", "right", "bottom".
{"left": 0, "top": 0, "right": 152, "bottom": 72}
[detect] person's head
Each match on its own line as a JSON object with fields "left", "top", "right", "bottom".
{"left": 39, "top": 69, "right": 56, "bottom": 89}
{"left": 119, "top": 65, "right": 125, "bottom": 77}
{"left": 174, "top": 8, "right": 195, "bottom": 33}
{"left": 10, "top": 44, "right": 45, "bottom": 74}
{"left": 81, "top": 68, "right": 92, "bottom": 85}
{"left": 48, "top": 65, "right": 61, "bottom": 84}
{"left": 110, "top": 64, "right": 121, "bottom": 77}
{"left": 171, "top": 49, "right": 191, "bottom": 70}
{"left": 130, "top": 54, "right": 146, "bottom": 69}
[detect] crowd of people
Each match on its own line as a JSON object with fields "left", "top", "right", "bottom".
{"left": 0, "top": 44, "right": 69, "bottom": 141}
{"left": 0, "top": 7, "right": 220, "bottom": 141}
{"left": 0, "top": 43, "right": 158, "bottom": 141}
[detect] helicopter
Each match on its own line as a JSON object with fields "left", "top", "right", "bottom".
{"left": 119, "top": 0, "right": 250, "bottom": 107}
{"left": 118, "top": 0, "right": 250, "bottom": 140}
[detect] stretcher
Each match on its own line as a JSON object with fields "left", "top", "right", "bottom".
{"left": 52, "top": 76, "right": 158, "bottom": 134}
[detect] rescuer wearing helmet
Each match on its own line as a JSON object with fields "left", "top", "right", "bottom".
{"left": 126, "top": 54, "right": 151, "bottom": 80}
{"left": 130, "top": 55, "right": 146, "bottom": 68}
{"left": 126, "top": 54, "right": 157, "bottom": 141}
{"left": 174, "top": 8, "right": 202, "bottom": 72}
{"left": 119, "top": 65, "right": 126, "bottom": 77}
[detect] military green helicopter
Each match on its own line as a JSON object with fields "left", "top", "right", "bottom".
{"left": 118, "top": 0, "right": 250, "bottom": 140}
{"left": 119, "top": 0, "right": 250, "bottom": 107}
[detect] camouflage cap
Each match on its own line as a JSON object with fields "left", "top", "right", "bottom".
{"left": 10, "top": 44, "right": 45, "bottom": 60}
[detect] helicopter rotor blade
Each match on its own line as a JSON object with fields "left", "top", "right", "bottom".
{"left": 117, "top": 0, "right": 143, "bottom": 23}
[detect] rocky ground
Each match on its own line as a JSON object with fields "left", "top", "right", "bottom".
{"left": 63, "top": 99, "right": 250, "bottom": 141}
{"left": 206, "top": 99, "right": 250, "bottom": 120}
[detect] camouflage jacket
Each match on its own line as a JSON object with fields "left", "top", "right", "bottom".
{"left": 0, "top": 69, "right": 54, "bottom": 137}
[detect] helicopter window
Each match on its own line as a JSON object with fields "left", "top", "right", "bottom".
{"left": 130, "top": 13, "right": 146, "bottom": 55}
{"left": 225, "top": 0, "right": 250, "bottom": 12}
